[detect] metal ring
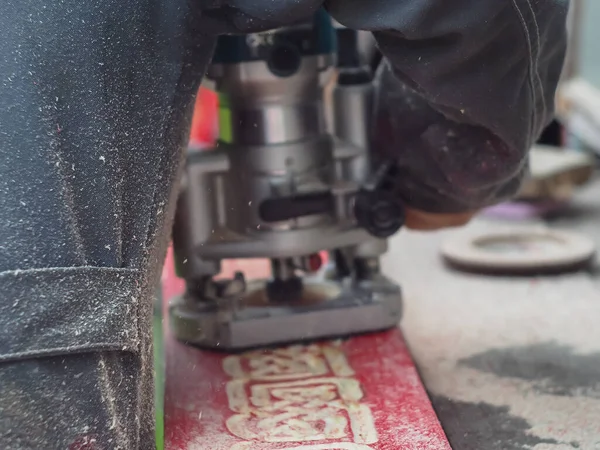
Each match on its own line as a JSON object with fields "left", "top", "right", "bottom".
{"left": 440, "top": 228, "right": 596, "bottom": 274}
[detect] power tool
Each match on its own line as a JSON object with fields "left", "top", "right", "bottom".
{"left": 169, "top": 10, "right": 405, "bottom": 350}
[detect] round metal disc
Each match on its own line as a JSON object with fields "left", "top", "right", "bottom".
{"left": 440, "top": 228, "right": 596, "bottom": 274}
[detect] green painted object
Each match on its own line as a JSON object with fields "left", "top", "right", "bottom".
{"left": 154, "top": 305, "right": 165, "bottom": 450}
{"left": 218, "top": 93, "right": 233, "bottom": 144}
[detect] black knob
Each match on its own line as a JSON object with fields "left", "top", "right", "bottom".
{"left": 354, "top": 161, "right": 405, "bottom": 238}
{"left": 354, "top": 190, "right": 404, "bottom": 238}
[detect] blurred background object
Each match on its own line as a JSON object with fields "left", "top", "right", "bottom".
{"left": 517, "top": 145, "right": 595, "bottom": 202}
{"left": 557, "top": 0, "right": 600, "bottom": 157}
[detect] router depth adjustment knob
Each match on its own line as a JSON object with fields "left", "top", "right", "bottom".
{"left": 354, "top": 190, "right": 404, "bottom": 238}
{"left": 354, "top": 162, "right": 405, "bottom": 239}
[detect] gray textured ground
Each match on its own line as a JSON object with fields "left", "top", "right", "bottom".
{"left": 383, "top": 177, "right": 600, "bottom": 450}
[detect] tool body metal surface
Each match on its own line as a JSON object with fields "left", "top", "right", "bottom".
{"left": 169, "top": 13, "right": 404, "bottom": 351}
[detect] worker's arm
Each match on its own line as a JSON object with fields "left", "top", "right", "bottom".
{"left": 204, "top": 0, "right": 569, "bottom": 228}
{"left": 326, "top": 0, "right": 569, "bottom": 225}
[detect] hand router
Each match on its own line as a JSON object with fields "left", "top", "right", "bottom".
{"left": 169, "top": 11, "right": 405, "bottom": 350}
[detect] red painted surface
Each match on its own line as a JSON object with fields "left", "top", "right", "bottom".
{"left": 164, "top": 330, "right": 451, "bottom": 450}
{"left": 189, "top": 87, "right": 218, "bottom": 146}
{"left": 162, "top": 249, "right": 451, "bottom": 450}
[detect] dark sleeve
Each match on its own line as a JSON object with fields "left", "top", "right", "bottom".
{"left": 327, "top": 0, "right": 569, "bottom": 212}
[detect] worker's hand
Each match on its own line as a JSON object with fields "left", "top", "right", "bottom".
{"left": 403, "top": 208, "right": 476, "bottom": 231}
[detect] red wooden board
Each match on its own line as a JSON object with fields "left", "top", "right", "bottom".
{"left": 162, "top": 249, "right": 451, "bottom": 450}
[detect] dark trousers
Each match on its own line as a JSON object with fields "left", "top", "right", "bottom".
{"left": 0, "top": 1, "right": 215, "bottom": 447}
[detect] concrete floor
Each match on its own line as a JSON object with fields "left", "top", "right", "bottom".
{"left": 383, "top": 177, "right": 600, "bottom": 449}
